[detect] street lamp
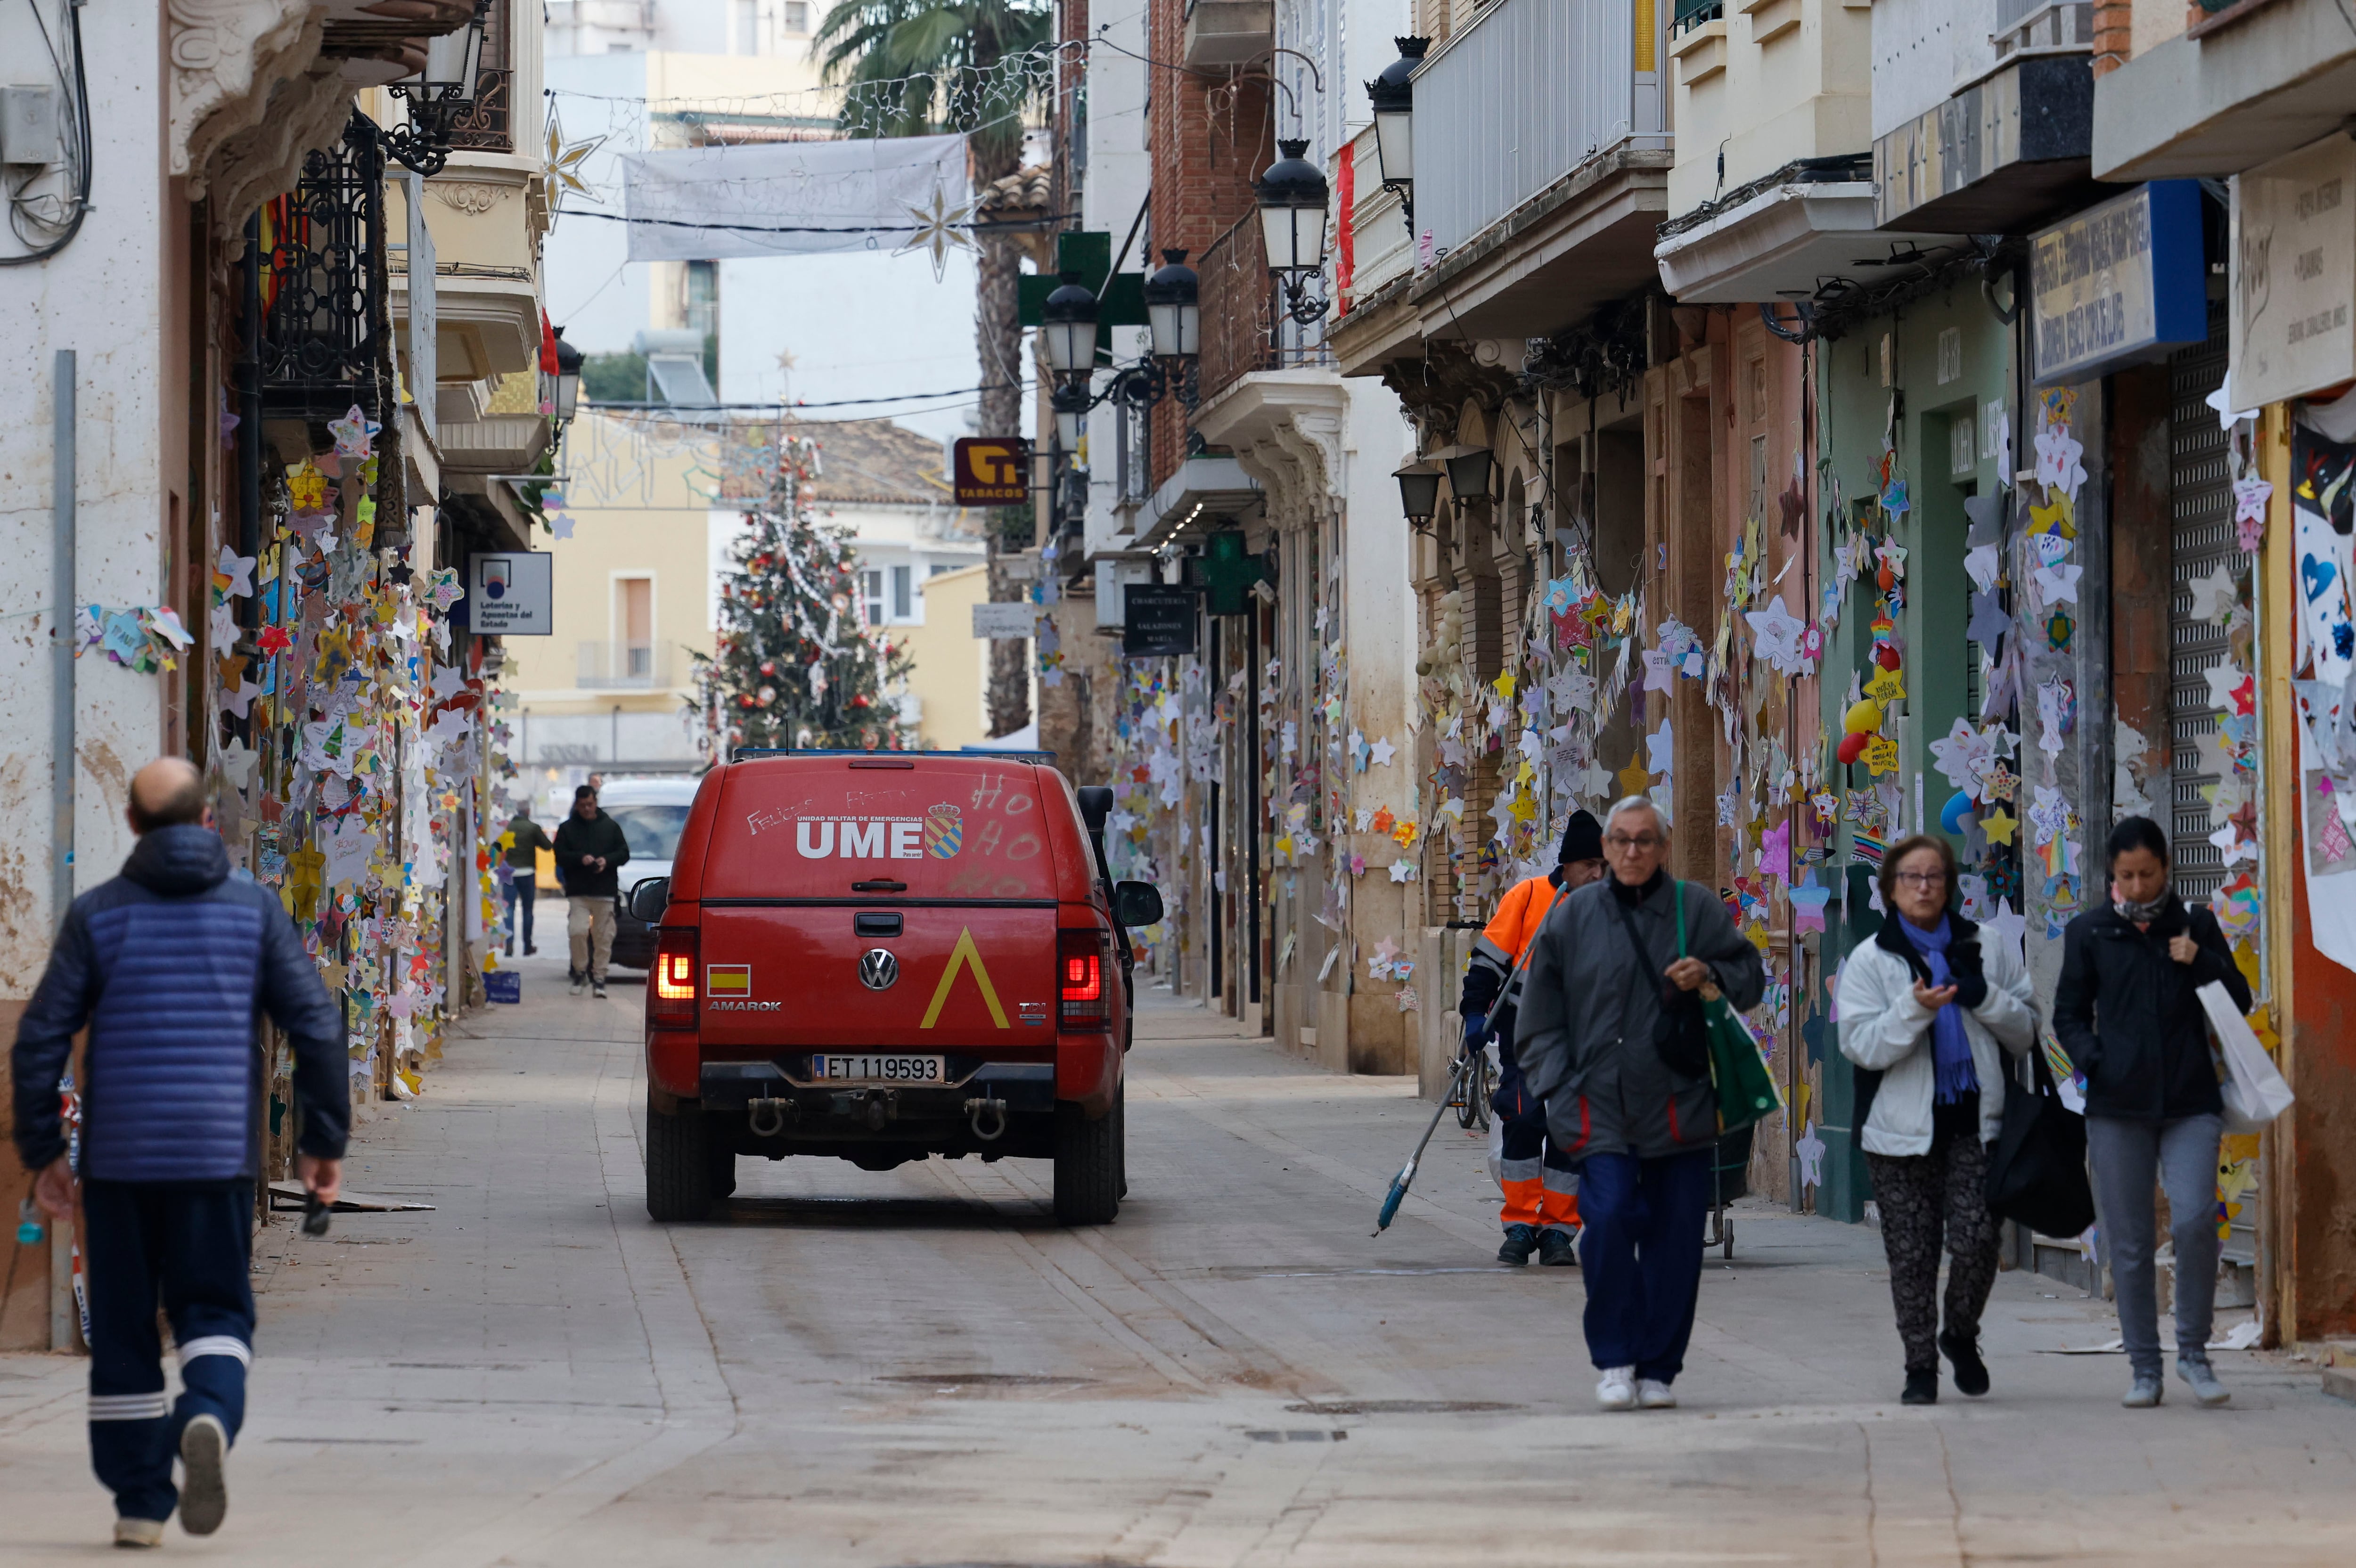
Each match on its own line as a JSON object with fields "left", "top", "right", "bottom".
{"left": 1144, "top": 250, "right": 1201, "bottom": 360}
{"left": 1255, "top": 139, "right": 1331, "bottom": 325}
{"left": 1437, "top": 443, "right": 1495, "bottom": 504}
{"left": 1366, "top": 37, "right": 1426, "bottom": 224}
{"left": 552, "top": 328, "right": 583, "bottom": 422}
{"left": 1394, "top": 461, "right": 1442, "bottom": 526}
{"left": 384, "top": 0, "right": 490, "bottom": 176}
{"left": 1051, "top": 382, "right": 1086, "bottom": 455}
{"left": 1040, "top": 270, "right": 1102, "bottom": 382}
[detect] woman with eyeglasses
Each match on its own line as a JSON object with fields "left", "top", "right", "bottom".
{"left": 2052, "top": 816, "right": 2251, "bottom": 1409}
{"left": 1834, "top": 833, "right": 2037, "bottom": 1405}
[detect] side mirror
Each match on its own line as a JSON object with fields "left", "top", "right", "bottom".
{"left": 626, "top": 877, "right": 671, "bottom": 924}
{"left": 1075, "top": 784, "right": 1113, "bottom": 835}
{"left": 1112, "top": 880, "right": 1163, "bottom": 928}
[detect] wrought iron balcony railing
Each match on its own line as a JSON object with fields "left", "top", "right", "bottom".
{"left": 260, "top": 112, "right": 387, "bottom": 421}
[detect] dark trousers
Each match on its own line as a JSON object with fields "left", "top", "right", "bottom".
{"left": 82, "top": 1180, "right": 255, "bottom": 1523}
{"left": 1493, "top": 1054, "right": 1580, "bottom": 1230}
{"left": 504, "top": 872, "right": 537, "bottom": 947}
{"left": 1575, "top": 1147, "right": 1713, "bottom": 1381}
{"left": 1863, "top": 1095, "right": 2001, "bottom": 1373}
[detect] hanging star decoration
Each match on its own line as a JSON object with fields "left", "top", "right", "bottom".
{"left": 1369, "top": 735, "right": 1397, "bottom": 768}
{"left": 895, "top": 183, "right": 979, "bottom": 282}
{"left": 542, "top": 109, "right": 607, "bottom": 230}
{"left": 327, "top": 404, "right": 381, "bottom": 458}
{"left": 2186, "top": 563, "right": 2240, "bottom": 625}
{"left": 1744, "top": 596, "right": 1809, "bottom": 674}
{"left": 1979, "top": 805, "right": 2019, "bottom": 846}
{"left": 1618, "top": 750, "right": 1652, "bottom": 800}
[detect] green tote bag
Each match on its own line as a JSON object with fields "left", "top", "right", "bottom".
{"left": 1673, "top": 881, "right": 1784, "bottom": 1135}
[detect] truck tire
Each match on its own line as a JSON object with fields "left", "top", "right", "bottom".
{"left": 1114, "top": 1082, "right": 1128, "bottom": 1200}
{"left": 1053, "top": 1101, "right": 1121, "bottom": 1225}
{"left": 646, "top": 1097, "right": 713, "bottom": 1222}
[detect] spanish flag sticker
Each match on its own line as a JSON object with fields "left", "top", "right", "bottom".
{"left": 707, "top": 964, "right": 752, "bottom": 996}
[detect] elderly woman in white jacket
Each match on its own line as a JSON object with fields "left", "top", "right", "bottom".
{"left": 1836, "top": 833, "right": 2037, "bottom": 1407}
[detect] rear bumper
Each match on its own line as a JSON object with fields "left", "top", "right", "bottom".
{"left": 649, "top": 1032, "right": 1119, "bottom": 1117}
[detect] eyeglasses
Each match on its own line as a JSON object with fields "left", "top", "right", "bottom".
{"left": 1605, "top": 833, "right": 1664, "bottom": 850}
{"left": 1892, "top": 871, "right": 1947, "bottom": 889}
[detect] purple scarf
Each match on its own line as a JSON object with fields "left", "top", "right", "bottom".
{"left": 1900, "top": 914, "right": 1977, "bottom": 1104}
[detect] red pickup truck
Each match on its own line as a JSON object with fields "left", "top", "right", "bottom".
{"left": 629, "top": 751, "right": 1162, "bottom": 1225}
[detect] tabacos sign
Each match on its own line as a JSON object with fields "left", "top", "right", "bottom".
{"left": 790, "top": 805, "right": 965, "bottom": 860}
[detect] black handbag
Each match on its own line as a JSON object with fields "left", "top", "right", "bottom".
{"left": 1985, "top": 1044, "right": 2096, "bottom": 1238}
{"left": 1609, "top": 888, "right": 1709, "bottom": 1078}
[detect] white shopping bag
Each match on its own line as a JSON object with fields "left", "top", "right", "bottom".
{"left": 2199, "top": 980, "right": 2294, "bottom": 1134}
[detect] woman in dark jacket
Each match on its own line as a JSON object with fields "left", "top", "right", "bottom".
{"left": 2052, "top": 817, "right": 2252, "bottom": 1410}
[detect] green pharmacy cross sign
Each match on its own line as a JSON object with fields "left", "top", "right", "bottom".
{"left": 1198, "top": 531, "right": 1264, "bottom": 617}
{"left": 1017, "top": 231, "right": 1149, "bottom": 350}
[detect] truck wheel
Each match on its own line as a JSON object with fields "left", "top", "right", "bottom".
{"left": 707, "top": 1139, "right": 738, "bottom": 1201}
{"left": 1053, "top": 1101, "right": 1121, "bottom": 1225}
{"left": 646, "top": 1096, "right": 713, "bottom": 1222}
{"left": 1114, "top": 1082, "right": 1128, "bottom": 1200}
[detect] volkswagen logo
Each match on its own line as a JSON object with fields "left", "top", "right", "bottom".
{"left": 859, "top": 948, "right": 900, "bottom": 991}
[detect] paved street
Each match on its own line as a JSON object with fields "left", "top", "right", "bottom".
{"left": 3, "top": 942, "right": 2352, "bottom": 1566}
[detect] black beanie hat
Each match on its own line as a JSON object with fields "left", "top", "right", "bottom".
{"left": 1558, "top": 809, "right": 1603, "bottom": 865}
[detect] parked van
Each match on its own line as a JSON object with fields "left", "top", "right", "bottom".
{"left": 629, "top": 751, "right": 1162, "bottom": 1225}
{"left": 593, "top": 776, "right": 700, "bottom": 972}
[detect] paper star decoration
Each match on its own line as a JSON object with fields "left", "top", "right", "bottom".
{"left": 215, "top": 547, "right": 256, "bottom": 598}
{"left": 2233, "top": 472, "right": 2273, "bottom": 525}
{"left": 1369, "top": 736, "right": 1397, "bottom": 768}
{"left": 218, "top": 737, "right": 260, "bottom": 790}
{"left": 1964, "top": 543, "right": 2001, "bottom": 594}
{"left": 144, "top": 606, "right": 193, "bottom": 650}
{"left": 2033, "top": 562, "right": 2083, "bottom": 604}
{"left": 1967, "top": 590, "right": 2010, "bottom": 648}
{"left": 2186, "top": 564, "right": 2239, "bottom": 625}
{"left": 1745, "top": 596, "right": 1809, "bottom": 674}
{"left": 1795, "top": 1120, "right": 1827, "bottom": 1188}
{"left": 2028, "top": 784, "right": 2070, "bottom": 846}
{"left": 549, "top": 511, "right": 576, "bottom": 540}
{"left": 1645, "top": 721, "right": 1676, "bottom": 778}
{"left": 1619, "top": 750, "right": 1652, "bottom": 801}
{"left": 327, "top": 404, "right": 381, "bottom": 458}
{"left": 1979, "top": 805, "right": 2019, "bottom": 846}
{"left": 2035, "top": 425, "right": 2087, "bottom": 498}
{"left": 1641, "top": 647, "right": 1676, "bottom": 692}
{"left": 221, "top": 677, "right": 263, "bottom": 718}
{"left": 1370, "top": 936, "right": 1402, "bottom": 971}
{"left": 1389, "top": 858, "right": 1417, "bottom": 883}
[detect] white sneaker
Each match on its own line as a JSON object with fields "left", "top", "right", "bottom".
{"left": 1636, "top": 1378, "right": 1677, "bottom": 1409}
{"left": 1596, "top": 1365, "right": 1638, "bottom": 1411}
{"left": 570, "top": 977, "right": 587, "bottom": 996}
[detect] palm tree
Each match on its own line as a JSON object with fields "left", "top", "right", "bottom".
{"left": 815, "top": 0, "right": 1050, "bottom": 738}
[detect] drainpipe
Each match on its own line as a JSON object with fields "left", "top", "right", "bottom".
{"left": 49, "top": 348, "right": 75, "bottom": 1353}
{"left": 52, "top": 350, "right": 75, "bottom": 928}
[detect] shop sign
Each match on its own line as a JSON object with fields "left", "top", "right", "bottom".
{"left": 1122, "top": 586, "right": 1198, "bottom": 658}
{"left": 468, "top": 552, "right": 552, "bottom": 635}
{"left": 952, "top": 437, "right": 1031, "bottom": 506}
{"left": 971, "top": 601, "right": 1037, "bottom": 639}
{"left": 2029, "top": 181, "right": 2206, "bottom": 384}
{"left": 2233, "top": 132, "right": 2356, "bottom": 408}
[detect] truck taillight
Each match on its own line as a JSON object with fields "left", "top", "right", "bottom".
{"left": 650, "top": 929, "right": 698, "bottom": 1028}
{"left": 1058, "top": 928, "right": 1111, "bottom": 1029}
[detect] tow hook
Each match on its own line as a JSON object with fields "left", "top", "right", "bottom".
{"left": 748, "top": 1096, "right": 794, "bottom": 1138}
{"left": 831, "top": 1087, "right": 898, "bottom": 1130}
{"left": 965, "top": 1095, "right": 1008, "bottom": 1142}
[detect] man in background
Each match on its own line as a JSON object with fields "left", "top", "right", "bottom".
{"left": 1458, "top": 810, "right": 1604, "bottom": 1266}
{"left": 13, "top": 758, "right": 347, "bottom": 1546}
{"left": 501, "top": 800, "right": 556, "bottom": 957}
{"left": 554, "top": 783, "right": 630, "bottom": 998}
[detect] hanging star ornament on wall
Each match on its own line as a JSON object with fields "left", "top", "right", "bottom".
{"left": 895, "top": 185, "right": 978, "bottom": 282}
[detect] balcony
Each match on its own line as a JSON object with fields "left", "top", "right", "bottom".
{"left": 1182, "top": 0, "right": 1273, "bottom": 67}
{"left": 2092, "top": 0, "right": 2356, "bottom": 180}
{"left": 1340, "top": 125, "right": 1410, "bottom": 309}
{"left": 577, "top": 640, "right": 679, "bottom": 690}
{"left": 446, "top": 68, "right": 515, "bottom": 154}
{"left": 1197, "top": 213, "right": 1276, "bottom": 411}
{"left": 1404, "top": 0, "right": 1673, "bottom": 339}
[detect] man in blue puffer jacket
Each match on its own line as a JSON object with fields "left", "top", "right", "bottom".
{"left": 12, "top": 758, "right": 348, "bottom": 1549}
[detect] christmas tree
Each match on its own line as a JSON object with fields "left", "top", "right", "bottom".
{"left": 694, "top": 435, "right": 915, "bottom": 754}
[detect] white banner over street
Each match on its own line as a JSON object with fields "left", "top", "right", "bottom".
{"left": 619, "top": 134, "right": 971, "bottom": 262}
